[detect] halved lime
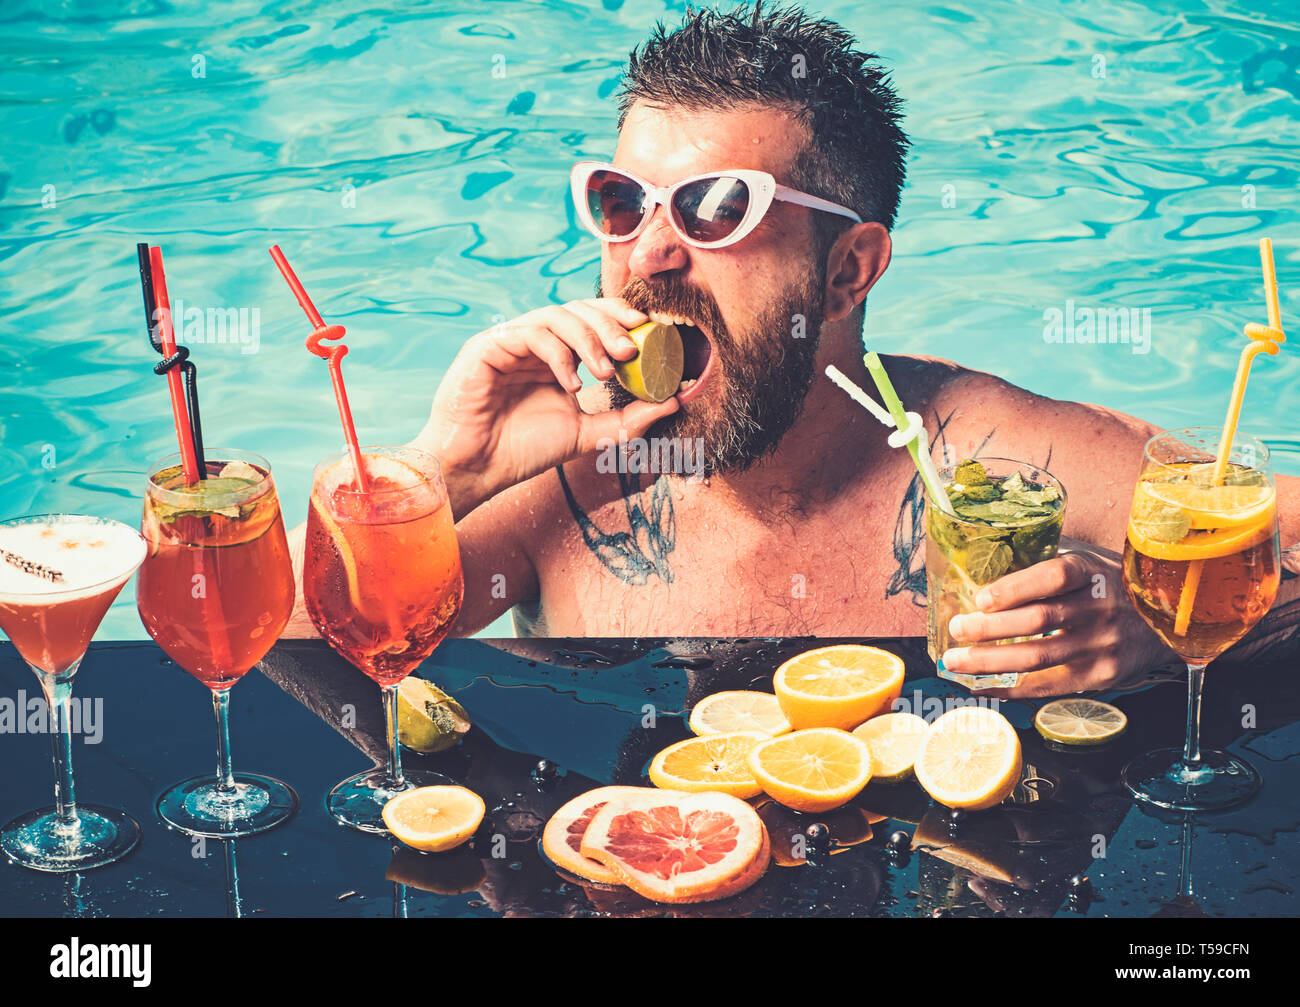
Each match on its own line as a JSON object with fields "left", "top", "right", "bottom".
{"left": 613, "top": 321, "right": 683, "bottom": 403}
{"left": 397, "top": 676, "right": 472, "bottom": 753}
{"left": 1034, "top": 698, "right": 1127, "bottom": 746}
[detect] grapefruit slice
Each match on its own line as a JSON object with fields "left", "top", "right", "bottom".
{"left": 541, "top": 786, "right": 656, "bottom": 886}
{"left": 580, "top": 790, "right": 769, "bottom": 904}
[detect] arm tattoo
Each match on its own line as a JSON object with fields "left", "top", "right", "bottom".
{"left": 887, "top": 409, "right": 998, "bottom": 607}
{"left": 557, "top": 464, "right": 675, "bottom": 585}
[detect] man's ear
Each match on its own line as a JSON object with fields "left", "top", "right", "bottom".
{"left": 824, "top": 222, "right": 891, "bottom": 322}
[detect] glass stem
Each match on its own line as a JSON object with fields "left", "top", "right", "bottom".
{"left": 1182, "top": 662, "right": 1206, "bottom": 767}
{"left": 383, "top": 683, "right": 405, "bottom": 790}
{"left": 212, "top": 688, "right": 236, "bottom": 793}
{"left": 40, "top": 669, "right": 80, "bottom": 831}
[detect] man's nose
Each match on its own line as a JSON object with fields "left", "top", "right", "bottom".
{"left": 626, "top": 206, "right": 690, "bottom": 280}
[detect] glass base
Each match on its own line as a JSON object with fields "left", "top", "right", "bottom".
{"left": 936, "top": 656, "right": 1020, "bottom": 691}
{"left": 1, "top": 804, "right": 140, "bottom": 873}
{"left": 1122, "top": 747, "right": 1262, "bottom": 812}
{"left": 158, "top": 774, "right": 298, "bottom": 838}
{"left": 327, "top": 767, "right": 451, "bottom": 834}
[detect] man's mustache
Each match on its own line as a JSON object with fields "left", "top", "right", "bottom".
{"left": 604, "top": 277, "right": 726, "bottom": 338}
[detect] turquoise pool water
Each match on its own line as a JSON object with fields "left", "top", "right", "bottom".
{"left": 2, "top": 0, "right": 1298, "bottom": 640}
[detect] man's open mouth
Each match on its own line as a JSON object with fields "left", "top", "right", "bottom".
{"left": 647, "top": 311, "right": 715, "bottom": 403}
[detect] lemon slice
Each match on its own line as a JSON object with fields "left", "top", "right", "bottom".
{"left": 1033, "top": 698, "right": 1127, "bottom": 746}
{"left": 852, "top": 712, "right": 929, "bottom": 782}
{"left": 613, "top": 321, "right": 683, "bottom": 403}
{"left": 382, "top": 785, "right": 485, "bottom": 852}
{"left": 747, "top": 728, "right": 873, "bottom": 813}
{"left": 647, "top": 732, "right": 765, "bottom": 798}
{"left": 773, "top": 645, "right": 906, "bottom": 731}
{"left": 397, "top": 677, "right": 472, "bottom": 753}
{"left": 914, "top": 707, "right": 1022, "bottom": 811}
{"left": 688, "top": 691, "right": 792, "bottom": 738}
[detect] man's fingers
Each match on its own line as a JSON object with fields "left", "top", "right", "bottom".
{"left": 537, "top": 307, "right": 615, "bottom": 381}
{"left": 583, "top": 297, "right": 648, "bottom": 329}
{"left": 566, "top": 301, "right": 640, "bottom": 361}
{"left": 573, "top": 399, "right": 679, "bottom": 456}
{"left": 950, "top": 587, "right": 1097, "bottom": 642}
{"left": 940, "top": 628, "right": 1109, "bottom": 675}
{"left": 976, "top": 552, "right": 1094, "bottom": 612}
{"left": 521, "top": 329, "right": 583, "bottom": 393}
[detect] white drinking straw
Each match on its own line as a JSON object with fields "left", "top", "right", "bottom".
{"left": 824, "top": 364, "right": 956, "bottom": 516}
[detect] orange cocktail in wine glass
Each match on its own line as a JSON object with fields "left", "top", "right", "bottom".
{"left": 305, "top": 445, "right": 464, "bottom": 832}
{"left": 1120, "top": 428, "right": 1280, "bottom": 811}
{"left": 137, "top": 449, "right": 298, "bottom": 836}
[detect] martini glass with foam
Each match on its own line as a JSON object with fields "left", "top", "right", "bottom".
{"left": 0, "top": 514, "right": 146, "bottom": 871}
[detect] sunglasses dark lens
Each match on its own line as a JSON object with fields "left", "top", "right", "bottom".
{"left": 672, "top": 176, "right": 751, "bottom": 243}
{"left": 585, "top": 169, "right": 647, "bottom": 237}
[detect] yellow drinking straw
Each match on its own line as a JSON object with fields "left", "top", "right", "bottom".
{"left": 1173, "top": 238, "right": 1286, "bottom": 636}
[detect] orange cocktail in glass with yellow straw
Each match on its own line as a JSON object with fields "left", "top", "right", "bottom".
{"left": 1120, "top": 238, "right": 1286, "bottom": 811}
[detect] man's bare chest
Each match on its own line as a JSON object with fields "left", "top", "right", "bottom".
{"left": 529, "top": 473, "right": 930, "bottom": 637}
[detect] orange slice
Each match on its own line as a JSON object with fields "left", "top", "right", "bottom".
{"left": 748, "top": 728, "right": 873, "bottom": 813}
{"left": 647, "top": 733, "right": 765, "bottom": 798}
{"left": 382, "top": 785, "right": 485, "bottom": 853}
{"left": 773, "top": 645, "right": 905, "bottom": 731}
{"left": 1127, "top": 517, "right": 1274, "bottom": 562}
{"left": 913, "top": 707, "right": 1021, "bottom": 811}
{"left": 1141, "top": 480, "right": 1274, "bottom": 529}
{"left": 688, "top": 691, "right": 792, "bottom": 738}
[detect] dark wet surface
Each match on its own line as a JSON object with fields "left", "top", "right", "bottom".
{"left": 2, "top": 638, "right": 1296, "bottom": 917}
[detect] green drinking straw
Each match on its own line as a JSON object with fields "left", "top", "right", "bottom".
{"left": 825, "top": 354, "right": 954, "bottom": 516}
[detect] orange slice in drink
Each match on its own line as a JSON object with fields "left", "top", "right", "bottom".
{"left": 647, "top": 732, "right": 766, "bottom": 798}
{"left": 773, "top": 645, "right": 905, "bottom": 731}
{"left": 1140, "top": 480, "right": 1273, "bottom": 530}
{"left": 310, "top": 490, "right": 362, "bottom": 609}
{"left": 1127, "top": 516, "right": 1274, "bottom": 563}
{"left": 311, "top": 453, "right": 431, "bottom": 613}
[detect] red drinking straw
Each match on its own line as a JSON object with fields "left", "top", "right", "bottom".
{"left": 268, "top": 245, "right": 370, "bottom": 492}
{"left": 146, "top": 246, "right": 201, "bottom": 484}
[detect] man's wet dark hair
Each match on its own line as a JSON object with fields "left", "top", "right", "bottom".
{"left": 617, "top": 1, "right": 909, "bottom": 265}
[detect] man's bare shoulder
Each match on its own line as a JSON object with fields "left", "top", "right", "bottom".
{"left": 895, "top": 353, "right": 1160, "bottom": 546}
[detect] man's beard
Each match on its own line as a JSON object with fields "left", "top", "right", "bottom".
{"left": 600, "top": 272, "right": 825, "bottom": 478}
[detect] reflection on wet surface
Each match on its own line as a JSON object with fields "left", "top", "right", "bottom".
{"left": 1, "top": 638, "right": 1296, "bottom": 917}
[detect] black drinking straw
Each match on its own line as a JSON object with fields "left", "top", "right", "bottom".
{"left": 136, "top": 242, "right": 206, "bottom": 474}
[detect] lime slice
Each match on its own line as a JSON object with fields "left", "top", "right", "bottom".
{"left": 613, "top": 321, "right": 683, "bottom": 403}
{"left": 1033, "top": 698, "right": 1127, "bottom": 746}
{"left": 397, "top": 676, "right": 471, "bottom": 753}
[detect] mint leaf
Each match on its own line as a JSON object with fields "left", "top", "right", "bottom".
{"left": 953, "top": 459, "right": 990, "bottom": 486}
{"left": 965, "top": 537, "right": 1014, "bottom": 585}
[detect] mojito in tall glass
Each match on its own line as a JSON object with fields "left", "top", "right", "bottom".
{"left": 926, "top": 457, "right": 1066, "bottom": 689}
